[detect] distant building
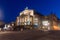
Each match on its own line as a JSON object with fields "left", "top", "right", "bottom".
{"left": 15, "top": 7, "right": 58, "bottom": 31}
{"left": 3, "top": 22, "right": 14, "bottom": 31}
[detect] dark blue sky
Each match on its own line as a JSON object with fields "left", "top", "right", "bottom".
{"left": 0, "top": 0, "right": 60, "bottom": 23}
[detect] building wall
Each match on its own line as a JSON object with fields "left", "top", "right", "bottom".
{"left": 48, "top": 14, "right": 58, "bottom": 30}
{"left": 33, "top": 14, "right": 42, "bottom": 30}
{"left": 15, "top": 8, "right": 58, "bottom": 31}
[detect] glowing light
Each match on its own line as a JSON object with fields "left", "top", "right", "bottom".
{"left": 3, "top": 24, "right": 7, "bottom": 29}
{"left": 53, "top": 26, "right": 60, "bottom": 30}
{"left": 42, "top": 21, "right": 50, "bottom": 26}
{"left": 8, "top": 25, "right": 11, "bottom": 27}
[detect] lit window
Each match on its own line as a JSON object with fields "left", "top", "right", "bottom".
{"left": 42, "top": 21, "right": 50, "bottom": 26}
{"left": 25, "top": 23, "right": 27, "bottom": 25}
{"left": 34, "top": 18, "right": 38, "bottom": 20}
{"left": 34, "top": 23, "right": 38, "bottom": 25}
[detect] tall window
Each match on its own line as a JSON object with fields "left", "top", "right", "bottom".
{"left": 42, "top": 21, "right": 50, "bottom": 26}
{"left": 34, "top": 18, "right": 38, "bottom": 28}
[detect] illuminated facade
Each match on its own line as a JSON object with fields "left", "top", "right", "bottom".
{"left": 48, "top": 14, "right": 58, "bottom": 30}
{"left": 16, "top": 7, "right": 58, "bottom": 31}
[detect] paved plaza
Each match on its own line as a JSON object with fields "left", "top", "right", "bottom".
{"left": 0, "top": 30, "right": 60, "bottom": 40}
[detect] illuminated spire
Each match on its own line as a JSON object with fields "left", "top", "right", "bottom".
{"left": 25, "top": 7, "right": 28, "bottom": 10}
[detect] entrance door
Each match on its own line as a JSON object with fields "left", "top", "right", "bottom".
{"left": 42, "top": 26, "right": 50, "bottom": 31}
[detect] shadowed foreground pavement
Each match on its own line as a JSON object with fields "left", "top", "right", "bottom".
{"left": 0, "top": 30, "right": 60, "bottom": 40}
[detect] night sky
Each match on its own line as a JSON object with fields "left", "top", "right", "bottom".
{"left": 0, "top": 0, "right": 60, "bottom": 23}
